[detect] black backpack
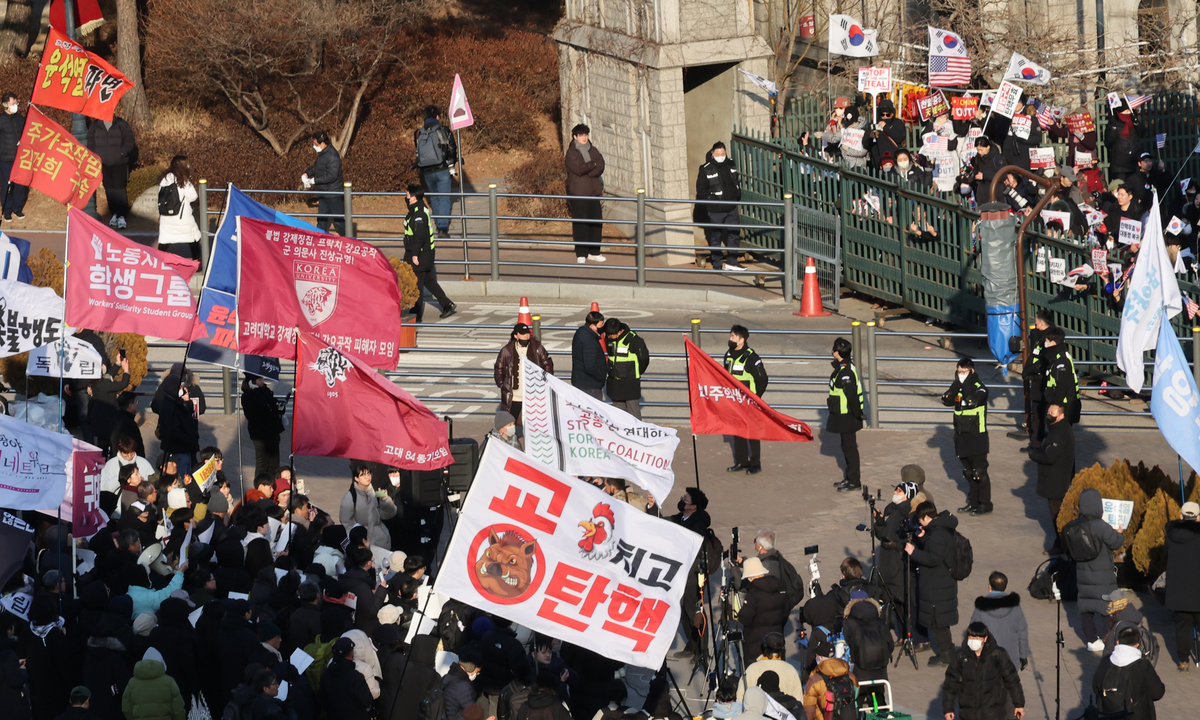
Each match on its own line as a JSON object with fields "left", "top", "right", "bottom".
{"left": 775, "top": 554, "right": 807, "bottom": 610}
{"left": 1096, "top": 662, "right": 1139, "bottom": 715}
{"left": 1027, "top": 557, "right": 1079, "bottom": 602}
{"left": 851, "top": 618, "right": 892, "bottom": 671}
{"left": 158, "top": 182, "right": 182, "bottom": 217}
{"left": 419, "top": 676, "right": 451, "bottom": 720}
{"left": 948, "top": 529, "right": 974, "bottom": 581}
{"left": 819, "top": 672, "right": 857, "bottom": 720}
{"left": 1062, "top": 517, "right": 1102, "bottom": 563}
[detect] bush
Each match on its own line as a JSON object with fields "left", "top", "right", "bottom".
{"left": 389, "top": 257, "right": 420, "bottom": 311}
{"left": 504, "top": 148, "right": 567, "bottom": 219}
{"left": 1132, "top": 488, "right": 1181, "bottom": 575}
{"left": 1057, "top": 460, "right": 1147, "bottom": 550}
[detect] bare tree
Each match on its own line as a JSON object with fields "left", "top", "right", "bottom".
{"left": 146, "top": 0, "right": 434, "bottom": 158}
{"left": 116, "top": 0, "right": 152, "bottom": 127}
{"left": 0, "top": 0, "right": 39, "bottom": 63}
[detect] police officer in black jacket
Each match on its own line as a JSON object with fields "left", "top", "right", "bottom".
{"left": 723, "top": 325, "right": 768, "bottom": 474}
{"left": 694, "top": 142, "right": 744, "bottom": 271}
{"left": 828, "top": 337, "right": 864, "bottom": 491}
{"left": 403, "top": 183, "right": 457, "bottom": 322}
{"left": 942, "top": 358, "right": 991, "bottom": 516}
{"left": 1021, "top": 309, "right": 1055, "bottom": 448}
{"left": 1041, "top": 326, "right": 1080, "bottom": 424}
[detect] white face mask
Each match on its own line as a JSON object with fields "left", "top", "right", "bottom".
{"left": 4, "top": 103, "right": 15, "bottom": 115}
{"left": 501, "top": 425, "right": 516, "bottom": 439}
{"left": 967, "top": 638, "right": 984, "bottom": 652}
{"left": 897, "top": 160, "right": 910, "bottom": 170}
{"left": 388, "top": 474, "right": 400, "bottom": 487}
{"left": 312, "top": 144, "right": 321, "bottom": 153}
{"left": 957, "top": 373, "right": 969, "bottom": 383}
{"left": 1044, "top": 168, "right": 1056, "bottom": 177}
{"left": 468, "top": 669, "right": 480, "bottom": 681}
{"left": 713, "top": 154, "right": 726, "bottom": 163}
{"left": 892, "top": 494, "right": 906, "bottom": 505}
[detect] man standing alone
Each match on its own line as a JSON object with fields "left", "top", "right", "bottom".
{"left": 724, "top": 324, "right": 767, "bottom": 474}
{"left": 571, "top": 310, "right": 607, "bottom": 400}
{"left": 303, "top": 130, "right": 344, "bottom": 235}
{"left": 1164, "top": 501, "right": 1200, "bottom": 672}
{"left": 565, "top": 124, "right": 606, "bottom": 264}
{"left": 828, "top": 338, "right": 863, "bottom": 492}
{"left": 87, "top": 114, "right": 137, "bottom": 229}
{"left": 0, "top": 92, "right": 27, "bottom": 221}
{"left": 494, "top": 323, "right": 552, "bottom": 424}
{"left": 695, "top": 141, "right": 744, "bottom": 271}
{"left": 413, "top": 105, "right": 458, "bottom": 239}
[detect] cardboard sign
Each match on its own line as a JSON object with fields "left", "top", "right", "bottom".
{"left": 992, "top": 81, "right": 1023, "bottom": 119}
{"left": 952, "top": 95, "right": 978, "bottom": 121}
{"left": 934, "top": 153, "right": 958, "bottom": 179}
{"left": 917, "top": 90, "right": 951, "bottom": 121}
{"left": 1048, "top": 257, "right": 1067, "bottom": 284}
{"left": 841, "top": 127, "right": 865, "bottom": 151}
{"left": 1118, "top": 217, "right": 1143, "bottom": 245}
{"left": 1065, "top": 111, "right": 1095, "bottom": 134}
{"left": 1009, "top": 114, "right": 1032, "bottom": 140}
{"left": 1074, "top": 150, "right": 1094, "bottom": 168}
{"left": 857, "top": 67, "right": 892, "bottom": 94}
{"left": 1029, "top": 147, "right": 1055, "bottom": 169}
{"left": 1092, "top": 248, "right": 1109, "bottom": 272}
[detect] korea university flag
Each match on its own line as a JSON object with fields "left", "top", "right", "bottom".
{"left": 520, "top": 357, "right": 679, "bottom": 503}
{"left": 828, "top": 14, "right": 878, "bottom": 57}
{"left": 1150, "top": 318, "right": 1200, "bottom": 476}
{"left": 435, "top": 440, "right": 702, "bottom": 669}
{"left": 1117, "top": 191, "right": 1181, "bottom": 392}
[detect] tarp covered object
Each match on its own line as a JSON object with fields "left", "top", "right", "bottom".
{"left": 979, "top": 213, "right": 1020, "bottom": 364}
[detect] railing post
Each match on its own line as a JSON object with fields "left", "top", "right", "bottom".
{"left": 343, "top": 182, "right": 353, "bottom": 237}
{"left": 636, "top": 189, "right": 646, "bottom": 288}
{"left": 783, "top": 192, "right": 795, "bottom": 302}
{"left": 222, "top": 368, "right": 233, "bottom": 415}
{"left": 489, "top": 184, "right": 499, "bottom": 282}
{"left": 197, "top": 179, "right": 210, "bottom": 265}
{"left": 532, "top": 315, "right": 542, "bottom": 342}
{"left": 690, "top": 318, "right": 701, "bottom": 346}
{"left": 866, "top": 321, "right": 880, "bottom": 429}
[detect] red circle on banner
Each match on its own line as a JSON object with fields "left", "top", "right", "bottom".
{"left": 467, "top": 524, "right": 546, "bottom": 605}
{"left": 849, "top": 26, "right": 865, "bottom": 45}
{"left": 1022, "top": 68, "right": 1036, "bottom": 79}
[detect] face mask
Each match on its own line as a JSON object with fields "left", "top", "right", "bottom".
{"left": 967, "top": 638, "right": 984, "bottom": 652}
{"left": 677, "top": 499, "right": 687, "bottom": 512}
{"left": 501, "top": 425, "right": 515, "bottom": 439}
{"left": 517, "top": 338, "right": 530, "bottom": 347}
{"left": 882, "top": 165, "right": 894, "bottom": 172}
{"left": 468, "top": 670, "right": 480, "bottom": 681}
{"left": 892, "top": 494, "right": 906, "bottom": 505}
{"left": 1044, "top": 168, "right": 1056, "bottom": 177}
{"left": 4, "top": 103, "right": 14, "bottom": 115}
{"left": 957, "top": 373, "right": 969, "bottom": 383}
{"left": 312, "top": 144, "right": 321, "bottom": 153}
{"left": 728, "top": 340, "right": 739, "bottom": 351}
{"left": 713, "top": 155, "right": 726, "bottom": 163}
{"left": 897, "top": 160, "right": 910, "bottom": 170}
{"left": 389, "top": 474, "right": 400, "bottom": 487}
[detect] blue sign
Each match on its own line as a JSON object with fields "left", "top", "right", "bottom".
{"left": 1150, "top": 317, "right": 1200, "bottom": 477}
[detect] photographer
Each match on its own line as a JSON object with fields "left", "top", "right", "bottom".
{"left": 905, "top": 501, "right": 960, "bottom": 667}
{"left": 737, "top": 559, "right": 789, "bottom": 667}
{"left": 874, "top": 480, "right": 927, "bottom": 647}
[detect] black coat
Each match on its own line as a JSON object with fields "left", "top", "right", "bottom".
{"left": 942, "top": 372, "right": 989, "bottom": 458}
{"left": 1030, "top": 417, "right": 1075, "bottom": 499}
{"left": 723, "top": 346, "right": 768, "bottom": 397}
{"left": 825, "top": 360, "right": 863, "bottom": 434}
{"left": 909, "top": 511, "right": 959, "bottom": 628}
{"left": 873, "top": 499, "right": 911, "bottom": 599}
{"left": 605, "top": 325, "right": 649, "bottom": 402}
{"left": 1074, "top": 489, "right": 1125, "bottom": 614}
{"left": 1041, "top": 345, "right": 1080, "bottom": 422}
{"left": 288, "top": 604, "right": 322, "bottom": 651}
{"left": 1092, "top": 651, "right": 1165, "bottom": 720}
{"left": 442, "top": 664, "right": 477, "bottom": 720}
{"left": 1163, "top": 518, "right": 1200, "bottom": 611}
{"left": 319, "top": 656, "right": 373, "bottom": 720}
{"left": 942, "top": 636, "right": 1025, "bottom": 720}
{"left": 109, "top": 410, "right": 144, "bottom": 459}
{"left": 1001, "top": 118, "right": 1042, "bottom": 172}
{"left": 305, "top": 146, "right": 344, "bottom": 192}
{"left": 150, "top": 373, "right": 205, "bottom": 455}
{"left": 86, "top": 118, "right": 136, "bottom": 167}
{"left": 694, "top": 154, "right": 742, "bottom": 214}
{"left": 148, "top": 615, "right": 200, "bottom": 704}
{"left": 89, "top": 372, "right": 129, "bottom": 440}
{"left": 479, "top": 627, "right": 529, "bottom": 695}
{"left": 570, "top": 325, "right": 607, "bottom": 391}
{"left": 1023, "top": 333, "right": 1047, "bottom": 401}
{"left": 1105, "top": 118, "right": 1143, "bottom": 180}
{"left": 217, "top": 614, "right": 259, "bottom": 692}
{"left": 340, "top": 566, "right": 385, "bottom": 634}
{"left": 25, "top": 625, "right": 74, "bottom": 720}
{"left": 381, "top": 635, "right": 440, "bottom": 720}
{"left": 242, "top": 384, "right": 283, "bottom": 442}
{"left": 81, "top": 636, "right": 132, "bottom": 720}
{"left": 0, "top": 110, "right": 23, "bottom": 162}
{"left": 0, "top": 638, "right": 30, "bottom": 720}
{"left": 738, "top": 575, "right": 789, "bottom": 659}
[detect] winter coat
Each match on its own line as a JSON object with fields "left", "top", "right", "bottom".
{"left": 1105, "top": 116, "right": 1143, "bottom": 180}
{"left": 342, "top": 629, "right": 382, "bottom": 700}
{"left": 318, "top": 656, "right": 373, "bottom": 720}
{"left": 605, "top": 325, "right": 649, "bottom": 402}
{"left": 305, "top": 146, "right": 343, "bottom": 193}
{"left": 110, "top": 410, "right": 145, "bottom": 459}
{"left": 121, "top": 660, "right": 184, "bottom": 720}
{"left": 217, "top": 613, "right": 259, "bottom": 692}
{"left": 1041, "top": 345, "right": 1080, "bottom": 422}
{"left": 842, "top": 598, "right": 893, "bottom": 672}
{"left": 970, "top": 150, "right": 1005, "bottom": 190}
{"left": 517, "top": 688, "right": 572, "bottom": 720}
{"left": 825, "top": 360, "right": 863, "bottom": 434}
{"left": 1092, "top": 645, "right": 1165, "bottom": 720}
{"left": 723, "top": 346, "right": 768, "bottom": 397}
{"left": 89, "top": 370, "right": 130, "bottom": 440}
{"left": 872, "top": 118, "right": 907, "bottom": 166}
{"left": 565, "top": 142, "right": 604, "bottom": 197}
{"left": 695, "top": 153, "right": 742, "bottom": 214}
{"left": 970, "top": 592, "right": 1029, "bottom": 669}
{"left": 800, "top": 659, "right": 856, "bottom": 719}
{"left": 1047, "top": 122, "right": 1097, "bottom": 168}
{"left": 340, "top": 566, "right": 386, "bottom": 634}
{"left": 571, "top": 325, "right": 607, "bottom": 391}
{"left": 1030, "top": 417, "right": 1075, "bottom": 500}
{"left": 150, "top": 373, "right": 204, "bottom": 455}
{"left": 1002, "top": 116, "right": 1042, "bottom": 172}
{"left": 26, "top": 621, "right": 74, "bottom": 720}
{"left": 479, "top": 627, "right": 529, "bottom": 695}
{"left": 288, "top": 603, "right": 322, "bottom": 651}
{"left": 442, "top": 664, "right": 478, "bottom": 720}
{"left": 82, "top": 636, "right": 132, "bottom": 720}
{"left": 381, "top": 635, "right": 440, "bottom": 720}
{"left": 242, "top": 384, "right": 284, "bottom": 442}
{"left": 738, "top": 575, "right": 789, "bottom": 661}
{"left": 248, "top": 694, "right": 289, "bottom": 720}
{"left": 129, "top": 572, "right": 184, "bottom": 618}
{"left": 156, "top": 175, "right": 200, "bottom": 245}
{"left": 909, "top": 511, "right": 960, "bottom": 628}
{"left": 1074, "top": 489, "right": 1126, "bottom": 614}
{"left": 87, "top": 118, "right": 136, "bottom": 167}
{"left": 0, "top": 109, "right": 23, "bottom": 162}
{"left": 339, "top": 484, "right": 397, "bottom": 550}
{"left": 494, "top": 336, "right": 553, "bottom": 411}
{"left": 942, "top": 372, "right": 989, "bottom": 458}
{"left": 737, "top": 658, "right": 803, "bottom": 702}
{"left": 1163, "top": 518, "right": 1200, "bottom": 611}
{"left": 0, "top": 637, "right": 30, "bottom": 720}
{"left": 873, "top": 498, "right": 911, "bottom": 600}
{"left": 148, "top": 602, "right": 199, "bottom": 705}
{"left": 942, "top": 636, "right": 1025, "bottom": 720}
{"left": 826, "top": 115, "right": 871, "bottom": 168}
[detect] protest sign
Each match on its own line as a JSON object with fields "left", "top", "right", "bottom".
{"left": 916, "top": 90, "right": 950, "bottom": 121}
{"left": 840, "top": 127, "right": 864, "bottom": 151}
{"left": 0, "top": 413, "right": 74, "bottom": 511}
{"left": 9, "top": 106, "right": 102, "bottom": 207}
{"left": 27, "top": 335, "right": 103, "bottom": 379}
{"left": 1048, "top": 257, "right": 1066, "bottom": 284}
{"left": 1101, "top": 498, "right": 1134, "bottom": 530}
{"left": 32, "top": 27, "right": 133, "bottom": 122}
{"left": 951, "top": 95, "right": 978, "bottom": 121}
{"left": 0, "top": 280, "right": 70, "bottom": 358}
{"left": 1065, "top": 112, "right": 1095, "bottom": 134}
{"left": 1118, "top": 217, "right": 1143, "bottom": 245}
{"left": 1092, "top": 248, "right": 1109, "bottom": 273}
{"left": 856, "top": 67, "right": 891, "bottom": 94}
{"left": 992, "top": 81, "right": 1023, "bottom": 119}
{"left": 1009, "top": 114, "right": 1032, "bottom": 140}
{"left": 1029, "top": 147, "right": 1055, "bottom": 169}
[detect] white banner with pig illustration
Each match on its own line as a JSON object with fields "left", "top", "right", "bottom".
{"left": 434, "top": 441, "right": 703, "bottom": 669}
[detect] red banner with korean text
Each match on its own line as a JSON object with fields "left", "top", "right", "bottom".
{"left": 237, "top": 218, "right": 402, "bottom": 369}
{"left": 9, "top": 105, "right": 102, "bottom": 207}
{"left": 71, "top": 440, "right": 106, "bottom": 538}
{"left": 686, "top": 337, "right": 813, "bottom": 441}
{"left": 435, "top": 440, "right": 702, "bottom": 669}
{"left": 32, "top": 27, "right": 132, "bottom": 122}
{"left": 65, "top": 208, "right": 200, "bottom": 341}
{"left": 294, "top": 331, "right": 452, "bottom": 470}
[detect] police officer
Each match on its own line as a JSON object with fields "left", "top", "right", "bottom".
{"left": 403, "top": 183, "right": 457, "bottom": 322}
{"left": 1021, "top": 309, "right": 1055, "bottom": 450}
{"left": 828, "top": 337, "right": 864, "bottom": 492}
{"left": 723, "top": 324, "right": 768, "bottom": 474}
{"left": 1041, "top": 326, "right": 1080, "bottom": 424}
{"left": 604, "top": 317, "right": 650, "bottom": 419}
{"left": 694, "top": 141, "right": 744, "bottom": 271}
{"left": 941, "top": 358, "right": 991, "bottom": 516}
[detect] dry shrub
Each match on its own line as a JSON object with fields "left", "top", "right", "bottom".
{"left": 1132, "top": 488, "right": 1181, "bottom": 575}
{"left": 389, "top": 257, "right": 420, "bottom": 311}
{"left": 1057, "top": 460, "right": 1146, "bottom": 550}
{"left": 504, "top": 148, "right": 567, "bottom": 219}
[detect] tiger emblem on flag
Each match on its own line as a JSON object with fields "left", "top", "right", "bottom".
{"left": 293, "top": 261, "right": 340, "bottom": 326}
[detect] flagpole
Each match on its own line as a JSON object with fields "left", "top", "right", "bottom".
{"left": 57, "top": 208, "right": 70, "bottom": 616}
{"left": 684, "top": 334, "right": 703, "bottom": 493}
{"left": 1167, "top": 146, "right": 1198, "bottom": 194}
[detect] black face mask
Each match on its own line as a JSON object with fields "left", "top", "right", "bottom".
{"left": 517, "top": 338, "right": 530, "bottom": 347}
{"left": 728, "top": 340, "right": 739, "bottom": 351}
{"left": 677, "top": 499, "right": 687, "bottom": 512}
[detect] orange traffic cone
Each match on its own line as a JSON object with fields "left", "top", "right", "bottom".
{"left": 518, "top": 297, "right": 533, "bottom": 326}
{"left": 794, "top": 257, "right": 831, "bottom": 317}
{"left": 591, "top": 302, "right": 606, "bottom": 350}
{"left": 591, "top": 302, "right": 600, "bottom": 313}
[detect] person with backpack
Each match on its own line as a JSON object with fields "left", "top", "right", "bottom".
{"left": 413, "top": 105, "right": 459, "bottom": 239}
{"left": 738, "top": 530, "right": 805, "bottom": 615}
{"left": 438, "top": 650, "right": 485, "bottom": 720}
{"left": 905, "top": 501, "right": 962, "bottom": 667}
{"left": 319, "top": 637, "right": 373, "bottom": 720}
{"left": 156, "top": 155, "right": 202, "bottom": 262}
{"left": 340, "top": 463, "right": 398, "bottom": 551}
{"left": 800, "top": 640, "right": 857, "bottom": 720}
{"left": 1029, "top": 403, "right": 1076, "bottom": 555}
{"left": 969, "top": 571, "right": 1029, "bottom": 672}
{"left": 941, "top": 357, "right": 992, "bottom": 516}
{"left": 1092, "top": 626, "right": 1165, "bottom": 720}
{"left": 941, "top": 622, "right": 1025, "bottom": 720}
{"left": 515, "top": 668, "right": 571, "bottom": 720}
{"left": 302, "top": 130, "right": 345, "bottom": 235}
{"left": 564, "top": 123, "right": 606, "bottom": 264}
{"left": 1067, "top": 489, "right": 1125, "bottom": 651}
{"left": 737, "top": 558, "right": 790, "bottom": 667}
{"left": 1164, "top": 501, "right": 1200, "bottom": 671}
{"left": 841, "top": 596, "right": 893, "bottom": 710}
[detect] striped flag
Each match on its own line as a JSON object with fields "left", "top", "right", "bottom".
{"left": 1126, "top": 94, "right": 1152, "bottom": 110}
{"left": 1030, "top": 99, "right": 1055, "bottom": 129}
{"left": 927, "top": 27, "right": 971, "bottom": 86}
{"left": 921, "top": 132, "right": 948, "bottom": 153}
{"left": 1187, "top": 294, "right": 1200, "bottom": 320}
{"left": 1156, "top": 133, "right": 1167, "bottom": 149}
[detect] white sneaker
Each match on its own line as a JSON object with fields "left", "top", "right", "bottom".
{"left": 726, "top": 264, "right": 746, "bottom": 272}
{"left": 1086, "top": 639, "right": 1104, "bottom": 652}
{"left": 108, "top": 215, "right": 119, "bottom": 227}
{"left": 117, "top": 216, "right": 127, "bottom": 229}
{"left": 576, "top": 257, "right": 587, "bottom": 264}
{"left": 588, "top": 254, "right": 607, "bottom": 262}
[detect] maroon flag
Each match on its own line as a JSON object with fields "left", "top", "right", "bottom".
{"left": 237, "top": 218, "right": 402, "bottom": 369}
{"left": 294, "top": 331, "right": 453, "bottom": 470}
{"left": 685, "top": 337, "right": 813, "bottom": 441}
{"left": 71, "top": 441, "right": 105, "bottom": 538}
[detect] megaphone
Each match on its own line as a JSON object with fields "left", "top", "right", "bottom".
{"left": 137, "top": 543, "right": 173, "bottom": 576}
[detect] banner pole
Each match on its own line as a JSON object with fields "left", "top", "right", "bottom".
{"left": 1180, "top": 454, "right": 1187, "bottom": 506}
{"left": 684, "top": 336, "right": 700, "bottom": 492}
{"left": 59, "top": 208, "right": 70, "bottom": 434}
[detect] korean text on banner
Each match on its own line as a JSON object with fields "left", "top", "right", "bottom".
{"left": 951, "top": 96, "right": 978, "bottom": 121}
{"left": 1118, "top": 191, "right": 1181, "bottom": 393}
{"left": 237, "top": 218, "right": 402, "bottom": 368}
{"left": 0, "top": 512, "right": 34, "bottom": 590}
{"left": 992, "top": 81, "right": 1023, "bottom": 119}
{"left": 293, "top": 331, "right": 452, "bottom": 471}
{"left": 521, "top": 357, "right": 679, "bottom": 503}
{"left": 435, "top": 440, "right": 702, "bottom": 669}
{"left": 187, "top": 288, "right": 280, "bottom": 378}
{"left": 71, "top": 440, "right": 105, "bottom": 538}
{"left": 27, "top": 335, "right": 103, "bottom": 378}
{"left": 0, "top": 279, "right": 71, "bottom": 358}
{"left": 1150, "top": 316, "right": 1200, "bottom": 477}
{"left": 1065, "top": 112, "right": 1095, "bottom": 134}
{"left": 686, "top": 338, "right": 812, "bottom": 441}
{"left": 1029, "top": 147, "right": 1055, "bottom": 170}
{"left": 1118, "top": 217, "right": 1143, "bottom": 245}
{"left": 32, "top": 27, "right": 133, "bottom": 122}
{"left": 0, "top": 413, "right": 74, "bottom": 511}
{"left": 916, "top": 91, "right": 950, "bottom": 121}
{"left": 9, "top": 105, "right": 102, "bottom": 207}
{"left": 66, "top": 208, "right": 200, "bottom": 341}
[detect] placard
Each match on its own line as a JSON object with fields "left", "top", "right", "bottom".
{"left": 1065, "top": 111, "right": 1095, "bottom": 134}
{"left": 1074, "top": 150, "right": 1093, "bottom": 168}
{"left": 917, "top": 90, "right": 951, "bottom": 121}
{"left": 1029, "top": 147, "right": 1055, "bottom": 169}
{"left": 1048, "top": 257, "right": 1066, "bottom": 284}
{"left": 1118, "top": 217, "right": 1143, "bottom": 245}
{"left": 951, "top": 95, "right": 978, "bottom": 121}
{"left": 841, "top": 127, "right": 865, "bottom": 151}
{"left": 1102, "top": 498, "right": 1134, "bottom": 530}
{"left": 1035, "top": 246, "right": 1047, "bottom": 273}
{"left": 1009, "top": 114, "right": 1032, "bottom": 140}
{"left": 857, "top": 66, "right": 892, "bottom": 94}
{"left": 992, "top": 81, "right": 1023, "bottom": 119}
{"left": 1092, "top": 248, "right": 1109, "bottom": 272}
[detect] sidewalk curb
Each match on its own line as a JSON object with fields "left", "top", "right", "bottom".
{"left": 439, "top": 280, "right": 783, "bottom": 305}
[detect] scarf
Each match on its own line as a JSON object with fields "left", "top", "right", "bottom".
{"left": 574, "top": 140, "right": 592, "bottom": 163}
{"left": 30, "top": 617, "right": 65, "bottom": 641}
{"left": 1118, "top": 114, "right": 1134, "bottom": 140}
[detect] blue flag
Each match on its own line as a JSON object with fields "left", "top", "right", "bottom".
{"left": 204, "top": 185, "right": 322, "bottom": 294}
{"left": 1150, "top": 316, "right": 1200, "bottom": 474}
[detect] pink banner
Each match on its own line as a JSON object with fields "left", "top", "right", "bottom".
{"left": 71, "top": 442, "right": 105, "bottom": 537}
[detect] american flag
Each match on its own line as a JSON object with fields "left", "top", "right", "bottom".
{"left": 923, "top": 133, "right": 949, "bottom": 153}
{"left": 929, "top": 55, "right": 971, "bottom": 86}
{"left": 1127, "top": 94, "right": 1152, "bottom": 110}
{"left": 1156, "top": 133, "right": 1167, "bottom": 149}
{"left": 1187, "top": 294, "right": 1200, "bottom": 320}
{"left": 1030, "top": 99, "right": 1055, "bottom": 129}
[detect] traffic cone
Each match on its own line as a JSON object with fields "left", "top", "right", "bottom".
{"left": 592, "top": 302, "right": 606, "bottom": 351}
{"left": 518, "top": 297, "right": 533, "bottom": 326}
{"left": 795, "top": 257, "right": 831, "bottom": 317}
{"left": 590, "top": 302, "right": 600, "bottom": 313}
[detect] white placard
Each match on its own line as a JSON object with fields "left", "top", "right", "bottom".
{"left": 1029, "top": 147, "right": 1055, "bottom": 169}
{"left": 1048, "top": 257, "right": 1067, "bottom": 284}
{"left": 1102, "top": 498, "right": 1134, "bottom": 530}
{"left": 841, "top": 127, "right": 865, "bottom": 151}
{"left": 1075, "top": 150, "right": 1093, "bottom": 168}
{"left": 992, "top": 80, "right": 1023, "bottom": 119}
{"left": 1118, "top": 217, "right": 1143, "bottom": 245}
{"left": 289, "top": 648, "right": 315, "bottom": 674}
{"left": 1010, "top": 114, "right": 1032, "bottom": 140}
{"left": 857, "top": 67, "right": 891, "bottom": 94}
{"left": 1036, "top": 246, "right": 1047, "bottom": 272}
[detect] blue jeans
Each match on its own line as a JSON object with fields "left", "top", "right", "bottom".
{"left": 172, "top": 453, "right": 194, "bottom": 476}
{"left": 0, "top": 161, "right": 28, "bottom": 215}
{"left": 422, "top": 168, "right": 454, "bottom": 232}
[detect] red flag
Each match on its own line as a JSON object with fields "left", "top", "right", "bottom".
{"left": 33, "top": 27, "right": 133, "bottom": 122}
{"left": 294, "top": 331, "right": 452, "bottom": 470}
{"left": 65, "top": 208, "right": 200, "bottom": 340}
{"left": 71, "top": 441, "right": 106, "bottom": 538}
{"left": 685, "top": 337, "right": 813, "bottom": 441}
{"left": 237, "top": 218, "right": 402, "bottom": 368}
{"left": 49, "top": 0, "right": 104, "bottom": 35}
{"left": 10, "top": 105, "right": 102, "bottom": 207}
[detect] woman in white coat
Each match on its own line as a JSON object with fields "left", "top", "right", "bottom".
{"left": 156, "top": 155, "right": 201, "bottom": 261}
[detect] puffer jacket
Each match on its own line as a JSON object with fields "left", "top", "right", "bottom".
{"left": 1074, "top": 489, "right": 1125, "bottom": 614}
{"left": 493, "top": 335, "right": 553, "bottom": 412}
{"left": 1163, "top": 518, "right": 1200, "bottom": 612}
{"left": 695, "top": 151, "right": 742, "bottom": 214}
{"left": 0, "top": 109, "right": 23, "bottom": 161}
{"left": 82, "top": 635, "right": 132, "bottom": 720}
{"left": 120, "top": 660, "right": 184, "bottom": 720}
{"left": 305, "top": 145, "right": 343, "bottom": 192}
{"left": 738, "top": 575, "right": 789, "bottom": 663}
{"left": 909, "top": 511, "right": 960, "bottom": 628}
{"left": 339, "top": 484, "right": 397, "bottom": 550}
{"left": 842, "top": 598, "right": 893, "bottom": 672}
{"left": 942, "top": 635, "right": 1025, "bottom": 720}
{"left": 86, "top": 117, "right": 136, "bottom": 167}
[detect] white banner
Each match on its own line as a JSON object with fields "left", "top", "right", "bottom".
{"left": 0, "top": 279, "right": 73, "bottom": 358}
{"left": 0, "top": 413, "right": 74, "bottom": 510}
{"left": 27, "top": 335, "right": 104, "bottom": 378}
{"left": 992, "top": 81, "right": 1023, "bottom": 119}
{"left": 522, "top": 358, "right": 679, "bottom": 503}
{"left": 435, "top": 441, "right": 702, "bottom": 669}
{"left": 1118, "top": 191, "right": 1181, "bottom": 392}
